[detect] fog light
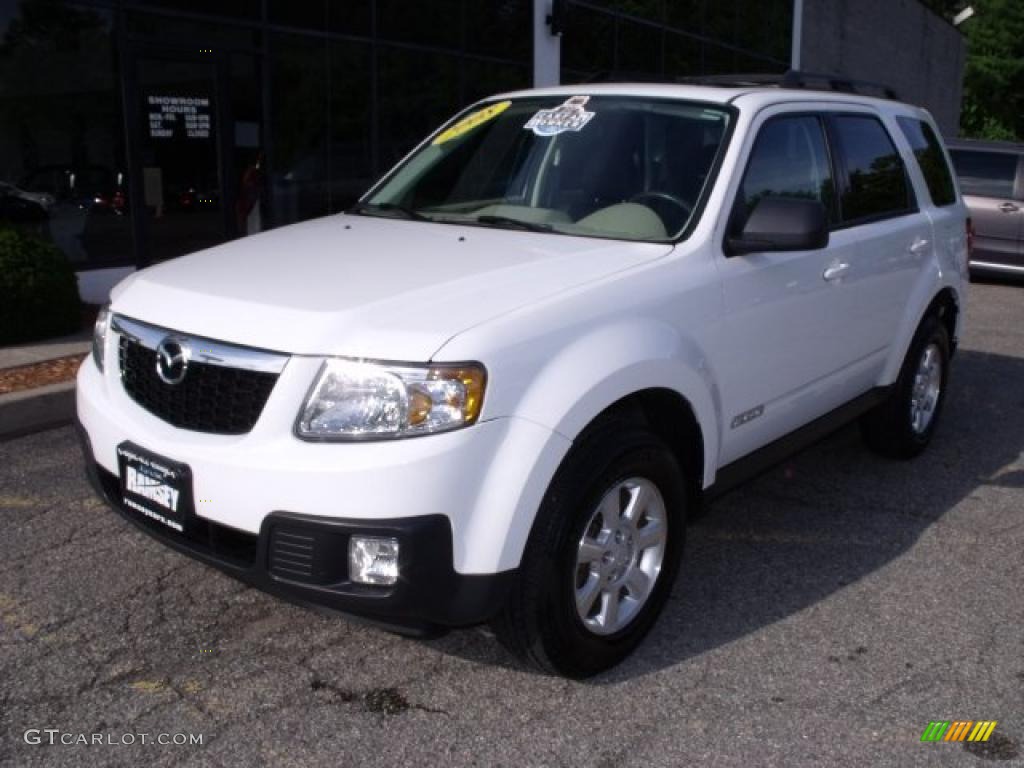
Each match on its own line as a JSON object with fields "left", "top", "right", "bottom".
{"left": 349, "top": 536, "right": 399, "bottom": 585}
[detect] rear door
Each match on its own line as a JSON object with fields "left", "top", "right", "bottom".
{"left": 895, "top": 115, "right": 966, "bottom": 280}
{"left": 949, "top": 148, "right": 1023, "bottom": 269}
{"left": 820, "top": 111, "right": 933, "bottom": 382}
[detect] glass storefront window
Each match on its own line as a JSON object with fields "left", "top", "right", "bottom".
{"left": 327, "top": 1, "right": 373, "bottom": 37}
{"left": 665, "top": 32, "right": 702, "bottom": 79}
{"left": 376, "top": 0, "right": 462, "bottom": 49}
{"left": 0, "top": 1, "right": 132, "bottom": 267}
{"left": 135, "top": 54, "right": 225, "bottom": 261}
{"left": 267, "top": 0, "right": 325, "bottom": 32}
{"left": 461, "top": 60, "right": 530, "bottom": 105}
{"left": 561, "top": 5, "right": 615, "bottom": 80}
{"left": 130, "top": 0, "right": 260, "bottom": 21}
{"left": 269, "top": 32, "right": 329, "bottom": 224}
{"left": 125, "top": 10, "right": 260, "bottom": 51}
{"left": 3, "top": 0, "right": 790, "bottom": 276}
{"left": 377, "top": 46, "right": 460, "bottom": 169}
{"left": 666, "top": 1, "right": 705, "bottom": 37}
{"left": 463, "top": 0, "right": 531, "bottom": 64}
{"left": 328, "top": 40, "right": 373, "bottom": 212}
{"left": 616, "top": 19, "right": 664, "bottom": 77}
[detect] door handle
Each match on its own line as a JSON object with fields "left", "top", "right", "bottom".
{"left": 999, "top": 202, "right": 1019, "bottom": 213}
{"left": 823, "top": 262, "right": 850, "bottom": 281}
{"left": 908, "top": 237, "right": 931, "bottom": 255}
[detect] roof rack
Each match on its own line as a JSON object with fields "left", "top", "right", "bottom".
{"left": 678, "top": 69, "right": 901, "bottom": 101}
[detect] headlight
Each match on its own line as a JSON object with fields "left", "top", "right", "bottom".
{"left": 296, "top": 359, "right": 486, "bottom": 440}
{"left": 92, "top": 304, "right": 111, "bottom": 371}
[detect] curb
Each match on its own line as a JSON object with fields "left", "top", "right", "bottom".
{"left": 0, "top": 380, "right": 76, "bottom": 441}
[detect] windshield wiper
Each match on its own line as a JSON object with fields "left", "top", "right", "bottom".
{"left": 348, "top": 201, "right": 432, "bottom": 222}
{"left": 474, "top": 214, "right": 553, "bottom": 233}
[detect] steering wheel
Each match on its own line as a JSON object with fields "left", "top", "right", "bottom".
{"left": 628, "top": 192, "right": 693, "bottom": 233}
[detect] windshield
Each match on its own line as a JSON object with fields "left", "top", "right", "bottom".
{"left": 360, "top": 95, "right": 732, "bottom": 242}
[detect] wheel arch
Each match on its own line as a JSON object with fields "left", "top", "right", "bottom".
{"left": 448, "top": 310, "right": 725, "bottom": 573}
{"left": 483, "top": 375, "right": 717, "bottom": 573}
{"left": 881, "top": 277, "right": 962, "bottom": 385}
{"left": 589, "top": 388, "right": 706, "bottom": 511}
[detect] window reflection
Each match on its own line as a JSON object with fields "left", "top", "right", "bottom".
{"left": 834, "top": 116, "right": 911, "bottom": 221}
{"left": 0, "top": 1, "right": 132, "bottom": 267}
{"left": 739, "top": 116, "right": 835, "bottom": 225}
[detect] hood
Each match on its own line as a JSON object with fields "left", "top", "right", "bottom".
{"left": 111, "top": 214, "right": 672, "bottom": 360}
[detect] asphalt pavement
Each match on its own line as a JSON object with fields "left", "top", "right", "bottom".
{"left": 1, "top": 280, "right": 1022, "bottom": 767}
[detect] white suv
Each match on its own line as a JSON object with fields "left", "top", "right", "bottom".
{"left": 77, "top": 81, "right": 968, "bottom": 677}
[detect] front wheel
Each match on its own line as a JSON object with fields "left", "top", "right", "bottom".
{"left": 492, "top": 422, "right": 687, "bottom": 678}
{"left": 861, "top": 314, "right": 950, "bottom": 459}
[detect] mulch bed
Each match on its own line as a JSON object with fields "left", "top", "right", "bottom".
{"left": 0, "top": 355, "right": 86, "bottom": 396}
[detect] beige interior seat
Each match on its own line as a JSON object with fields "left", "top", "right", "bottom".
{"left": 574, "top": 202, "right": 667, "bottom": 240}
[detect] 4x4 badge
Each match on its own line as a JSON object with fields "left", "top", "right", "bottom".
{"left": 731, "top": 404, "right": 764, "bottom": 429}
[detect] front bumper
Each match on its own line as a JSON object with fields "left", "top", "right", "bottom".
{"left": 76, "top": 421, "right": 514, "bottom": 633}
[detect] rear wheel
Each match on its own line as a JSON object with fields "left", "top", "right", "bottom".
{"left": 861, "top": 314, "right": 950, "bottom": 459}
{"left": 492, "top": 421, "right": 687, "bottom": 678}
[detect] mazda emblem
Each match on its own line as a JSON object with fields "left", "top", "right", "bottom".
{"left": 155, "top": 338, "right": 190, "bottom": 385}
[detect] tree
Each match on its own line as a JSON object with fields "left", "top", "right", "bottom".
{"left": 920, "top": 0, "right": 1024, "bottom": 140}
{"left": 959, "top": 0, "right": 1024, "bottom": 140}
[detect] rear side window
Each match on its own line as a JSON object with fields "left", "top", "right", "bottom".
{"left": 896, "top": 117, "right": 956, "bottom": 206}
{"left": 949, "top": 150, "right": 1018, "bottom": 199}
{"left": 832, "top": 115, "right": 913, "bottom": 222}
{"left": 737, "top": 115, "right": 836, "bottom": 226}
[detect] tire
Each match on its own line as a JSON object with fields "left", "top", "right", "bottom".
{"left": 492, "top": 420, "right": 687, "bottom": 678}
{"left": 861, "top": 313, "right": 950, "bottom": 459}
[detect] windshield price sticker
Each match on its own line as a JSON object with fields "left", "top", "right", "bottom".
{"left": 433, "top": 100, "right": 512, "bottom": 145}
{"left": 524, "top": 96, "right": 596, "bottom": 137}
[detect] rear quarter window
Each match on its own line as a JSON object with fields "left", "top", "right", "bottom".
{"left": 832, "top": 115, "right": 914, "bottom": 223}
{"left": 949, "top": 149, "right": 1019, "bottom": 199}
{"left": 896, "top": 117, "right": 957, "bottom": 206}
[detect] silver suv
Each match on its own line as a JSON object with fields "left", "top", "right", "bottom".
{"left": 948, "top": 139, "right": 1024, "bottom": 276}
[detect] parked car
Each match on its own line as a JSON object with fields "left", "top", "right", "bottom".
{"left": 0, "top": 184, "right": 48, "bottom": 224}
{"left": 77, "top": 78, "right": 968, "bottom": 677}
{"left": 19, "top": 165, "right": 127, "bottom": 214}
{"left": 947, "top": 138, "right": 1024, "bottom": 276}
{"left": 0, "top": 180, "right": 55, "bottom": 211}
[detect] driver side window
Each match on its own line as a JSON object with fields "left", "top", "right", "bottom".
{"left": 736, "top": 115, "right": 836, "bottom": 230}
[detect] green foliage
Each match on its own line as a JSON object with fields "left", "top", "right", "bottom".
{"left": 0, "top": 227, "right": 81, "bottom": 345}
{"left": 920, "top": 0, "right": 1024, "bottom": 141}
{"left": 959, "top": 0, "right": 1024, "bottom": 141}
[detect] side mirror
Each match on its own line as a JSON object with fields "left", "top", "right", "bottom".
{"left": 726, "top": 197, "right": 829, "bottom": 256}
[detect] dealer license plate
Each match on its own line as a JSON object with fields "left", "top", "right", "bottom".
{"left": 116, "top": 442, "right": 195, "bottom": 534}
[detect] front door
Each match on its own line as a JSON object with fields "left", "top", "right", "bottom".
{"left": 129, "top": 49, "right": 232, "bottom": 264}
{"left": 713, "top": 111, "right": 858, "bottom": 465}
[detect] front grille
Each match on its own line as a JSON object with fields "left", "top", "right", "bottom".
{"left": 118, "top": 336, "right": 279, "bottom": 435}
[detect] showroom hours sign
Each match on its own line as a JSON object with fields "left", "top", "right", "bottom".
{"left": 147, "top": 95, "right": 211, "bottom": 140}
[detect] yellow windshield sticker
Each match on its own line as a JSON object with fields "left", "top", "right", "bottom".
{"left": 432, "top": 100, "right": 512, "bottom": 145}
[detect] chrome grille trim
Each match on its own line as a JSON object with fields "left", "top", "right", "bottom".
{"left": 111, "top": 314, "right": 289, "bottom": 374}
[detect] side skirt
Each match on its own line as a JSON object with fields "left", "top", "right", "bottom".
{"left": 705, "top": 386, "right": 892, "bottom": 501}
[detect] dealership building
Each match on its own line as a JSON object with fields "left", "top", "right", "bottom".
{"left": 0, "top": 0, "right": 964, "bottom": 302}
